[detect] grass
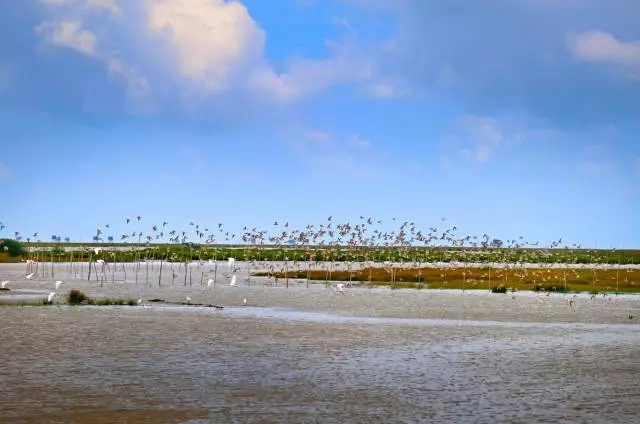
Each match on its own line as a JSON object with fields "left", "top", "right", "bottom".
{"left": 0, "top": 252, "right": 23, "bottom": 263}
{"left": 67, "top": 290, "right": 138, "bottom": 306}
{"left": 2, "top": 244, "right": 640, "bottom": 265}
{"left": 254, "top": 266, "right": 640, "bottom": 293}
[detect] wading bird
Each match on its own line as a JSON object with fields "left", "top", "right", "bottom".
{"left": 55, "top": 280, "right": 63, "bottom": 290}
{"left": 1, "top": 280, "right": 8, "bottom": 288}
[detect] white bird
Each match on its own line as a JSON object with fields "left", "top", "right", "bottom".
{"left": 137, "top": 298, "right": 142, "bottom": 305}
{"left": 208, "top": 259, "right": 213, "bottom": 264}
{"left": 94, "top": 247, "right": 101, "bottom": 255}
{"left": 186, "top": 296, "right": 191, "bottom": 304}
{"left": 333, "top": 283, "right": 345, "bottom": 294}
{"left": 228, "top": 257, "right": 235, "bottom": 268}
{"left": 47, "top": 292, "right": 55, "bottom": 303}
{"left": 25, "top": 273, "right": 34, "bottom": 280}
{"left": 1, "top": 280, "right": 8, "bottom": 288}
{"left": 55, "top": 280, "right": 63, "bottom": 290}
{"left": 96, "top": 259, "right": 105, "bottom": 264}
{"left": 243, "top": 297, "right": 247, "bottom": 306}
{"left": 207, "top": 279, "right": 214, "bottom": 287}
{"left": 229, "top": 275, "right": 237, "bottom": 286}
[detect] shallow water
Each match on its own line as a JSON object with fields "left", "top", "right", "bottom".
{"left": 1, "top": 263, "right": 640, "bottom": 423}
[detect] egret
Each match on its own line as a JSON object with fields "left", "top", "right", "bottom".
{"left": 186, "top": 296, "right": 191, "bottom": 304}
{"left": 333, "top": 283, "right": 345, "bottom": 294}
{"left": 96, "top": 259, "right": 105, "bottom": 265}
{"left": 207, "top": 279, "right": 214, "bottom": 288}
{"left": 55, "top": 280, "right": 63, "bottom": 290}
{"left": 47, "top": 292, "right": 55, "bottom": 303}
{"left": 26, "top": 273, "right": 34, "bottom": 280}
{"left": 229, "top": 275, "right": 237, "bottom": 286}
{"left": 243, "top": 297, "right": 247, "bottom": 306}
{"left": 228, "top": 257, "right": 235, "bottom": 269}
{"left": 1, "top": 280, "right": 8, "bottom": 288}
{"left": 137, "top": 298, "right": 142, "bottom": 305}
{"left": 94, "top": 247, "right": 101, "bottom": 255}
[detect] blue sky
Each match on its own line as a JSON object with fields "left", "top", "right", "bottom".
{"left": 0, "top": 0, "right": 639, "bottom": 248}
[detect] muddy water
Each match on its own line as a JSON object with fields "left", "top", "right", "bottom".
{"left": 1, "top": 263, "right": 640, "bottom": 423}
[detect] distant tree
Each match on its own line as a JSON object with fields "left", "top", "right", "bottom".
{"left": 490, "top": 239, "right": 504, "bottom": 248}
{"left": 0, "top": 239, "right": 26, "bottom": 257}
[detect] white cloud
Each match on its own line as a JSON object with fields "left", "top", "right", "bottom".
{"left": 40, "top": 0, "right": 121, "bottom": 13}
{"left": 148, "top": 0, "right": 265, "bottom": 92}
{"left": 41, "top": 0, "right": 74, "bottom": 4}
{"left": 145, "top": 0, "right": 370, "bottom": 102}
{"left": 86, "top": 0, "right": 120, "bottom": 14}
{"left": 34, "top": 0, "right": 385, "bottom": 112}
{"left": 35, "top": 16, "right": 153, "bottom": 113}
{"left": 568, "top": 31, "right": 640, "bottom": 79}
{"left": 443, "top": 115, "right": 528, "bottom": 164}
{"left": 290, "top": 130, "right": 383, "bottom": 178}
{"left": 347, "top": 135, "right": 372, "bottom": 149}
{"left": 35, "top": 20, "right": 97, "bottom": 55}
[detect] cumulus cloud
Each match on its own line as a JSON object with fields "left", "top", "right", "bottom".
{"left": 291, "top": 130, "right": 382, "bottom": 178}
{"left": 35, "top": 4, "right": 153, "bottom": 113}
{"left": 35, "top": 20, "right": 97, "bottom": 55}
{"left": 340, "top": 0, "right": 640, "bottom": 126}
{"left": 442, "top": 115, "right": 526, "bottom": 164}
{"left": 568, "top": 31, "right": 640, "bottom": 79}
{"left": 41, "top": 0, "right": 121, "bottom": 13}
{"left": 85, "top": 0, "right": 120, "bottom": 14}
{"left": 150, "top": 4, "right": 372, "bottom": 103}
{"left": 147, "top": 0, "right": 265, "bottom": 92}
{"left": 33, "top": 0, "right": 376, "bottom": 111}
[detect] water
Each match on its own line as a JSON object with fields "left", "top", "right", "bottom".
{"left": 1, "top": 263, "right": 640, "bottom": 423}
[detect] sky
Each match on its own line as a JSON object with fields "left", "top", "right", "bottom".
{"left": 0, "top": 0, "right": 639, "bottom": 248}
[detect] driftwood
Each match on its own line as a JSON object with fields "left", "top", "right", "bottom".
{"left": 147, "top": 298, "right": 223, "bottom": 309}
{"left": 0, "top": 288, "right": 9, "bottom": 291}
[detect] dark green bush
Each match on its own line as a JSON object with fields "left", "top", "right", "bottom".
{"left": 0, "top": 239, "right": 26, "bottom": 257}
{"left": 67, "top": 289, "right": 88, "bottom": 305}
